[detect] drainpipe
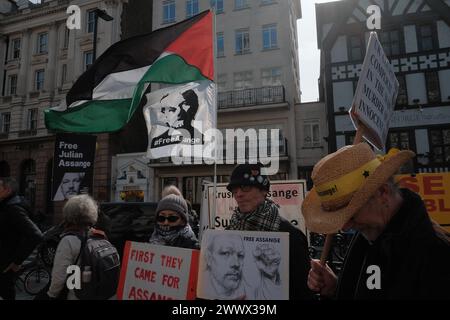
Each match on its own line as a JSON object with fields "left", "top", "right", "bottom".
{"left": 1, "top": 35, "right": 9, "bottom": 96}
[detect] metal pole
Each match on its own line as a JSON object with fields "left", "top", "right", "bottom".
{"left": 211, "top": 8, "right": 218, "bottom": 230}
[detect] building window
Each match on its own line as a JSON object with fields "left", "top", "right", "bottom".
{"left": 380, "top": 30, "right": 401, "bottom": 56}
{"left": 418, "top": 24, "right": 434, "bottom": 51}
{"left": 235, "top": 29, "right": 250, "bottom": 54}
{"left": 11, "top": 38, "right": 21, "bottom": 59}
{"left": 349, "top": 35, "right": 363, "bottom": 61}
{"left": 27, "top": 108, "right": 38, "bottom": 131}
{"left": 262, "top": 24, "right": 278, "bottom": 50}
{"left": 396, "top": 75, "right": 408, "bottom": 107}
{"left": 429, "top": 128, "right": 450, "bottom": 164}
{"left": 345, "top": 133, "right": 355, "bottom": 145}
{"left": 235, "top": 0, "right": 248, "bottom": 10}
{"left": 163, "top": 0, "right": 176, "bottom": 23}
{"left": 35, "top": 69, "right": 45, "bottom": 91}
{"left": 234, "top": 70, "right": 253, "bottom": 89}
{"left": 217, "top": 74, "right": 227, "bottom": 92}
{"left": 87, "top": 10, "right": 96, "bottom": 33}
{"left": 261, "top": 0, "right": 275, "bottom": 5}
{"left": 37, "top": 33, "right": 48, "bottom": 54}
{"left": 303, "top": 120, "right": 320, "bottom": 148}
{"left": 63, "top": 28, "right": 70, "bottom": 48}
{"left": 217, "top": 32, "right": 224, "bottom": 57}
{"left": 387, "top": 131, "right": 412, "bottom": 150}
{"left": 61, "top": 64, "right": 67, "bottom": 86}
{"left": 425, "top": 71, "right": 440, "bottom": 103}
{"left": 84, "top": 51, "right": 93, "bottom": 71}
{"left": 8, "top": 75, "right": 17, "bottom": 96}
{"left": 211, "top": 0, "right": 224, "bottom": 13}
{"left": 186, "top": 0, "right": 199, "bottom": 18}
{"left": 1, "top": 113, "right": 11, "bottom": 133}
{"left": 261, "top": 67, "right": 281, "bottom": 86}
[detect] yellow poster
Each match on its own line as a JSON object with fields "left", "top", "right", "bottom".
{"left": 395, "top": 173, "right": 450, "bottom": 232}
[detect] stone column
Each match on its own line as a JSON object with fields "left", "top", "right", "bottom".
{"left": 45, "top": 22, "right": 58, "bottom": 93}
{"left": 17, "top": 29, "right": 32, "bottom": 96}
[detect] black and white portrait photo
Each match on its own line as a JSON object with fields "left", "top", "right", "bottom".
{"left": 197, "top": 229, "right": 289, "bottom": 300}
{"left": 143, "top": 81, "right": 216, "bottom": 159}
{"left": 53, "top": 172, "right": 85, "bottom": 201}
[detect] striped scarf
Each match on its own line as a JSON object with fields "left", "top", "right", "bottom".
{"left": 227, "top": 199, "right": 281, "bottom": 231}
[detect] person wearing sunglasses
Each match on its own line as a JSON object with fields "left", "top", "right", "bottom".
{"left": 149, "top": 194, "right": 199, "bottom": 249}
{"left": 226, "top": 163, "right": 313, "bottom": 300}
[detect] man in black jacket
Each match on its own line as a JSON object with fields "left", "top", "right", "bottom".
{"left": 303, "top": 143, "right": 450, "bottom": 299}
{"left": 0, "top": 177, "right": 43, "bottom": 300}
{"left": 226, "top": 163, "right": 313, "bottom": 300}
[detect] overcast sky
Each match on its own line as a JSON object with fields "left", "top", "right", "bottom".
{"left": 297, "top": 0, "right": 341, "bottom": 102}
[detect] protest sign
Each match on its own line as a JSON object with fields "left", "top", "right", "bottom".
{"left": 200, "top": 181, "right": 307, "bottom": 238}
{"left": 52, "top": 133, "right": 96, "bottom": 201}
{"left": 396, "top": 173, "right": 450, "bottom": 232}
{"left": 197, "top": 229, "right": 289, "bottom": 300}
{"left": 117, "top": 241, "right": 199, "bottom": 300}
{"left": 350, "top": 32, "right": 399, "bottom": 150}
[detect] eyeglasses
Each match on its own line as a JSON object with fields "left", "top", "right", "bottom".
{"left": 231, "top": 185, "right": 252, "bottom": 194}
{"left": 156, "top": 215, "right": 180, "bottom": 223}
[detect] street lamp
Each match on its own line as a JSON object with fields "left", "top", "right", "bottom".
{"left": 92, "top": 8, "right": 113, "bottom": 61}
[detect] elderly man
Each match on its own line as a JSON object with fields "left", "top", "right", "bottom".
{"left": 0, "top": 177, "right": 43, "bottom": 300}
{"left": 303, "top": 143, "right": 450, "bottom": 299}
{"left": 226, "top": 163, "right": 312, "bottom": 300}
{"left": 204, "top": 233, "right": 247, "bottom": 299}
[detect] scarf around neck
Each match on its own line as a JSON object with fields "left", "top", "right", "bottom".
{"left": 149, "top": 224, "right": 196, "bottom": 246}
{"left": 227, "top": 199, "right": 281, "bottom": 231}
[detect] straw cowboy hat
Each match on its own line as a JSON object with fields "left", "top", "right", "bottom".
{"left": 302, "top": 143, "right": 415, "bottom": 234}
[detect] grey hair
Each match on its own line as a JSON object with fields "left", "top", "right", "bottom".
{"left": 0, "top": 177, "right": 19, "bottom": 193}
{"left": 161, "top": 185, "right": 182, "bottom": 198}
{"left": 63, "top": 194, "right": 98, "bottom": 228}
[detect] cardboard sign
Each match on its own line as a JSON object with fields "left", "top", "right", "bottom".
{"left": 52, "top": 133, "right": 96, "bottom": 201}
{"left": 396, "top": 173, "right": 450, "bottom": 232}
{"left": 200, "top": 180, "right": 307, "bottom": 238}
{"left": 197, "top": 229, "right": 289, "bottom": 300}
{"left": 117, "top": 241, "right": 199, "bottom": 300}
{"left": 350, "top": 32, "right": 399, "bottom": 150}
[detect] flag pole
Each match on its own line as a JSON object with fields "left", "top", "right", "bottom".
{"left": 211, "top": 8, "right": 218, "bottom": 230}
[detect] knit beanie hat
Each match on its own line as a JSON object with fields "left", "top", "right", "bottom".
{"left": 156, "top": 194, "right": 188, "bottom": 222}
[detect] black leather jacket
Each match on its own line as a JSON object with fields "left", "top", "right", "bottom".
{"left": 0, "top": 194, "right": 43, "bottom": 271}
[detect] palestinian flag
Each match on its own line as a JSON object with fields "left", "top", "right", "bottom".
{"left": 45, "top": 10, "right": 214, "bottom": 133}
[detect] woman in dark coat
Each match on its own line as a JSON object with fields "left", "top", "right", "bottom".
{"left": 149, "top": 194, "right": 199, "bottom": 250}
{"left": 225, "top": 163, "right": 313, "bottom": 300}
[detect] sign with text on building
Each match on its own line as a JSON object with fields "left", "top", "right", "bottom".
{"left": 200, "top": 180, "right": 307, "bottom": 239}
{"left": 52, "top": 133, "right": 96, "bottom": 201}
{"left": 116, "top": 241, "right": 199, "bottom": 300}
{"left": 350, "top": 32, "right": 399, "bottom": 150}
{"left": 395, "top": 173, "right": 450, "bottom": 233}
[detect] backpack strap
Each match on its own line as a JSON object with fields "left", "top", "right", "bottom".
{"left": 61, "top": 231, "right": 88, "bottom": 265}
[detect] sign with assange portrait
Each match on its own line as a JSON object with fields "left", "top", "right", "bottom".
{"left": 197, "top": 229, "right": 289, "bottom": 300}
{"left": 52, "top": 133, "right": 96, "bottom": 201}
{"left": 143, "top": 81, "right": 216, "bottom": 160}
{"left": 350, "top": 32, "right": 399, "bottom": 150}
{"left": 117, "top": 241, "right": 199, "bottom": 300}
